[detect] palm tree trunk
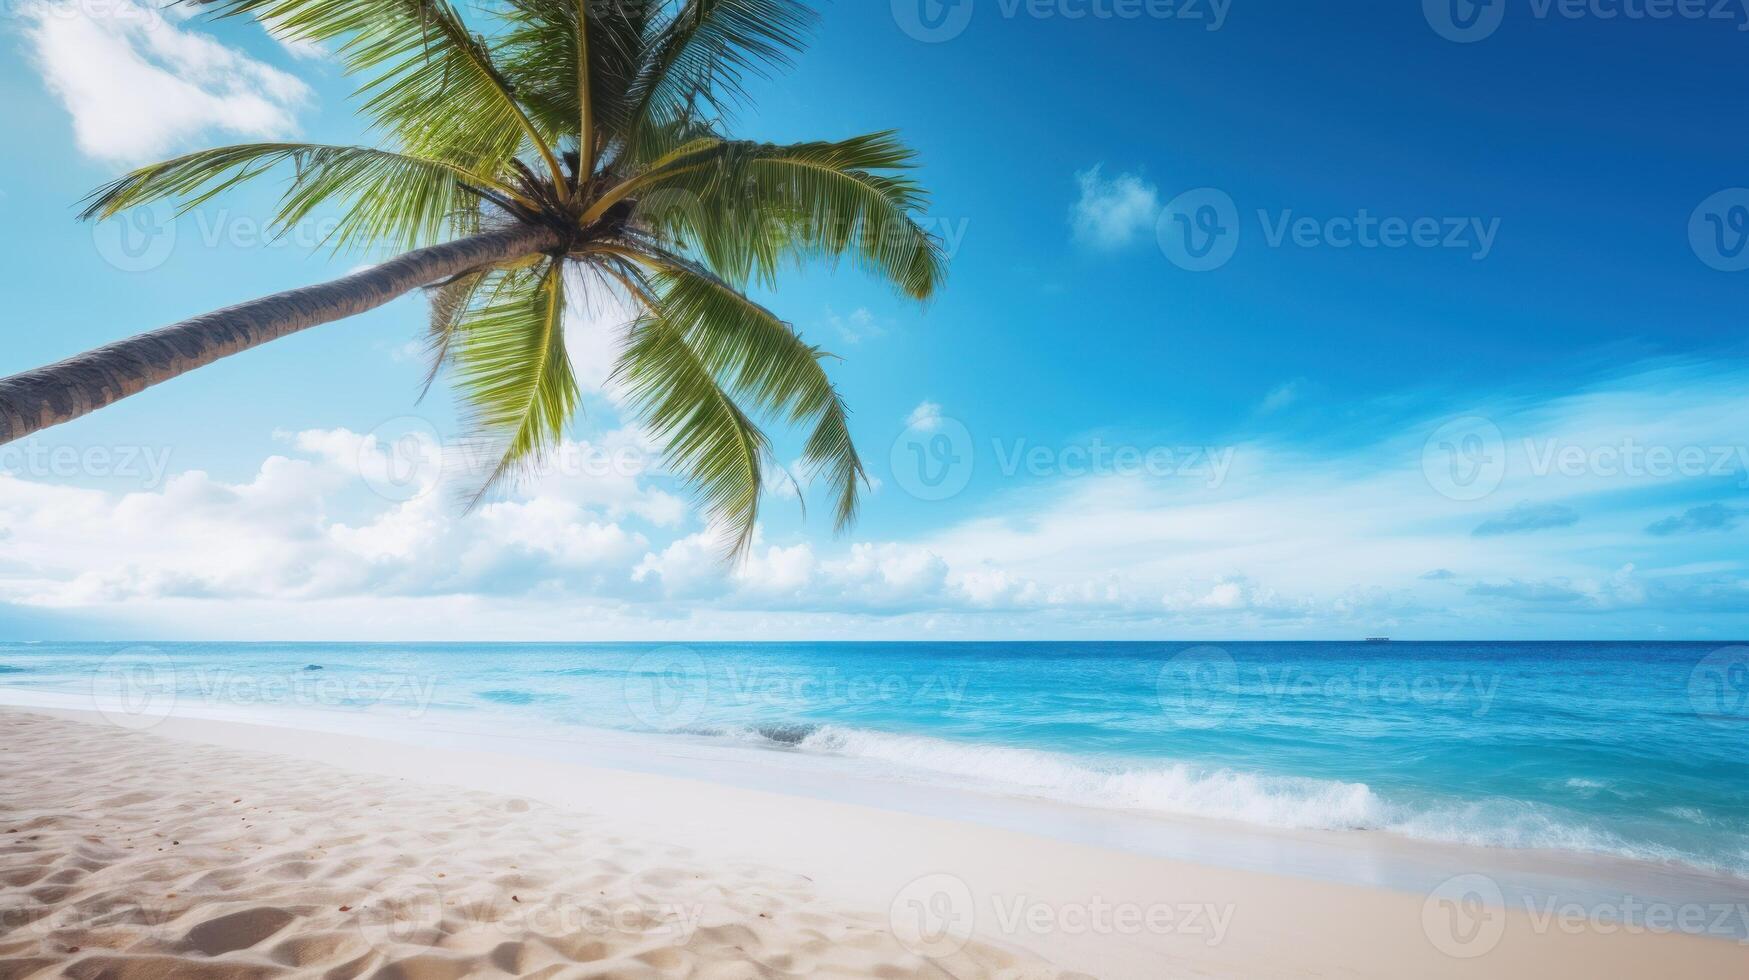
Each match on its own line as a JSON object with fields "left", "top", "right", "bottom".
{"left": 0, "top": 223, "right": 562, "bottom": 444}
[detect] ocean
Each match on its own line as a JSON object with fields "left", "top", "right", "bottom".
{"left": 4, "top": 639, "right": 1748, "bottom": 886}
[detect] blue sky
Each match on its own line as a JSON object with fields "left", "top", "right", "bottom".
{"left": 0, "top": 0, "right": 1745, "bottom": 639}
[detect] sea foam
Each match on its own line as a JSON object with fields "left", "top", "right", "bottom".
{"left": 760, "top": 724, "right": 1748, "bottom": 875}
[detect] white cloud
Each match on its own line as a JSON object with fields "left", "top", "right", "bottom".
{"left": 825, "top": 307, "right": 884, "bottom": 345}
{"left": 384, "top": 339, "right": 425, "bottom": 364}
{"left": 562, "top": 264, "right": 642, "bottom": 399}
{"left": 738, "top": 541, "right": 819, "bottom": 595}
{"left": 804, "top": 543, "right": 954, "bottom": 611}
{"left": 21, "top": 0, "right": 311, "bottom": 163}
{"left": 513, "top": 427, "right": 687, "bottom": 527}
{"left": 3, "top": 360, "right": 1747, "bottom": 639}
{"left": 905, "top": 400, "right": 943, "bottom": 431}
{"left": 1070, "top": 165, "right": 1160, "bottom": 250}
{"left": 634, "top": 537, "right": 953, "bottom": 612}
{"left": 256, "top": 13, "right": 326, "bottom": 60}
{"left": 1258, "top": 379, "right": 1306, "bottom": 414}
{"left": 0, "top": 426, "right": 676, "bottom": 608}
{"left": 633, "top": 530, "right": 736, "bottom": 599}
{"left": 894, "top": 359, "right": 1749, "bottom": 632}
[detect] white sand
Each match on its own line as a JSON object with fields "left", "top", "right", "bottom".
{"left": 3, "top": 706, "right": 1746, "bottom": 979}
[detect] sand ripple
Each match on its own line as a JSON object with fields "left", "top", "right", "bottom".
{"left": 0, "top": 710, "right": 1078, "bottom": 979}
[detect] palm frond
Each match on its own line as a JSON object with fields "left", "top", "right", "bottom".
{"left": 630, "top": 132, "right": 947, "bottom": 299}
{"left": 420, "top": 268, "right": 489, "bottom": 399}
{"left": 621, "top": 0, "right": 816, "bottom": 164}
{"left": 195, "top": 0, "right": 565, "bottom": 182}
{"left": 79, "top": 142, "right": 521, "bottom": 255}
{"left": 499, "top": 0, "right": 652, "bottom": 158}
{"left": 638, "top": 255, "right": 868, "bottom": 531}
{"left": 450, "top": 261, "right": 580, "bottom": 505}
{"left": 80, "top": 2, "right": 952, "bottom": 560}
{"left": 614, "top": 308, "right": 773, "bottom": 560}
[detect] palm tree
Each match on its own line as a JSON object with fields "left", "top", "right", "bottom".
{"left": 0, "top": 0, "right": 944, "bottom": 557}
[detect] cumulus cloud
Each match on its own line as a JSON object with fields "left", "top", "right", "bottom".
{"left": 0, "top": 427, "right": 681, "bottom": 608}
{"left": 633, "top": 530, "right": 739, "bottom": 600}
{"left": 1069, "top": 165, "right": 1160, "bottom": 250}
{"left": 895, "top": 359, "right": 1749, "bottom": 632}
{"left": 561, "top": 264, "right": 643, "bottom": 398}
{"left": 635, "top": 536, "right": 954, "bottom": 612}
{"left": 4, "top": 359, "right": 1748, "bottom": 638}
{"left": 905, "top": 401, "right": 944, "bottom": 432}
{"left": 1472, "top": 502, "right": 1579, "bottom": 537}
{"left": 21, "top": 0, "right": 311, "bottom": 163}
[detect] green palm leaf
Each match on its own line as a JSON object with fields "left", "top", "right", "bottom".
{"left": 196, "top": 0, "right": 565, "bottom": 181}
{"left": 641, "top": 256, "right": 869, "bottom": 532}
{"left": 420, "top": 268, "right": 491, "bottom": 398}
{"left": 79, "top": 142, "right": 523, "bottom": 254}
{"left": 621, "top": 0, "right": 817, "bottom": 164}
{"left": 615, "top": 310, "right": 772, "bottom": 560}
{"left": 449, "top": 261, "right": 580, "bottom": 503}
{"left": 499, "top": 0, "right": 650, "bottom": 164}
{"left": 57, "top": 2, "right": 950, "bottom": 564}
{"left": 628, "top": 132, "right": 947, "bottom": 299}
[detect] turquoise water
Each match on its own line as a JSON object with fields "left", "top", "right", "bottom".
{"left": 3, "top": 640, "right": 1748, "bottom": 879}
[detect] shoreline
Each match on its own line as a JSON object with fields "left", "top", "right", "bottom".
{"left": 2, "top": 685, "right": 1745, "bottom": 918}
{"left": 5, "top": 703, "right": 1747, "bottom": 978}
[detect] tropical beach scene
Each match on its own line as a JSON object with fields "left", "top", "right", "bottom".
{"left": 2, "top": 2, "right": 1747, "bottom": 978}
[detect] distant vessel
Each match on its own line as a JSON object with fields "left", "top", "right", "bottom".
{"left": 1364, "top": 637, "right": 1390, "bottom": 644}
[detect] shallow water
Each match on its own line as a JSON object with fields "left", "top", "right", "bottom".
{"left": 4, "top": 639, "right": 1747, "bottom": 882}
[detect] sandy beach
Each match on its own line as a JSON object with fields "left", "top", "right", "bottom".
{"left": 2, "top": 1, "right": 1742, "bottom": 977}
{"left": 2, "top": 706, "right": 1745, "bottom": 979}
{"left": 0, "top": 708, "right": 1078, "bottom": 979}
